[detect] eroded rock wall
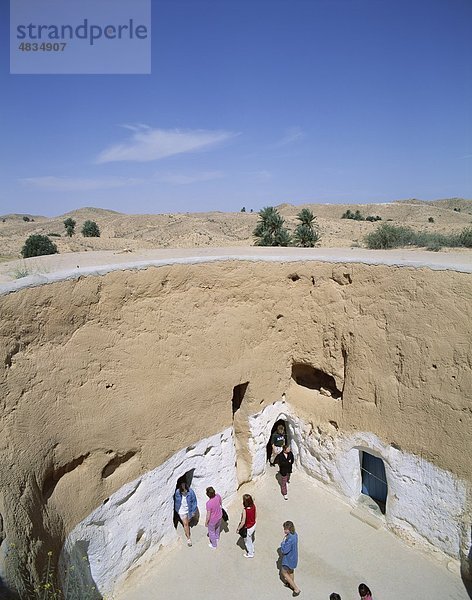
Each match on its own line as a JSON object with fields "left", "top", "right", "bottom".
{"left": 0, "top": 260, "right": 471, "bottom": 589}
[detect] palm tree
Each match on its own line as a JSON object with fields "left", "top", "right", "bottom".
{"left": 253, "top": 207, "right": 292, "bottom": 246}
{"left": 293, "top": 208, "right": 320, "bottom": 247}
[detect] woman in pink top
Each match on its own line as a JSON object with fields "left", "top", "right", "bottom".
{"left": 205, "top": 486, "right": 223, "bottom": 549}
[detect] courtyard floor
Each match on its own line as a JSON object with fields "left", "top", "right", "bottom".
{"left": 114, "top": 470, "right": 470, "bottom": 600}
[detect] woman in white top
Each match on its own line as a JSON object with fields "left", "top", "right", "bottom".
{"left": 174, "top": 481, "right": 198, "bottom": 546}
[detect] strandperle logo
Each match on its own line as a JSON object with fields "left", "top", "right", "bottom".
{"left": 10, "top": 0, "right": 151, "bottom": 74}
{"left": 16, "top": 19, "right": 148, "bottom": 46}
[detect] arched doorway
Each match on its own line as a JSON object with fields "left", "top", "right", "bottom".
{"left": 173, "top": 469, "right": 196, "bottom": 528}
{"left": 266, "top": 419, "right": 288, "bottom": 464}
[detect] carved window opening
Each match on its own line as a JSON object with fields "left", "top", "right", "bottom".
{"left": 232, "top": 382, "right": 249, "bottom": 416}
{"left": 291, "top": 363, "right": 341, "bottom": 399}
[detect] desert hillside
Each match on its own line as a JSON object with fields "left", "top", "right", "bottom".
{"left": 1, "top": 198, "right": 471, "bottom": 260}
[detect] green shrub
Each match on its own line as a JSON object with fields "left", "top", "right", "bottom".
{"left": 11, "top": 263, "right": 31, "bottom": 279}
{"left": 458, "top": 227, "right": 472, "bottom": 248}
{"left": 366, "top": 215, "right": 382, "bottom": 222}
{"left": 63, "top": 218, "right": 76, "bottom": 237}
{"left": 48, "top": 232, "right": 61, "bottom": 237}
{"left": 22, "top": 216, "right": 30, "bottom": 222}
{"left": 21, "top": 235, "right": 59, "bottom": 258}
{"left": 428, "top": 217, "right": 435, "bottom": 223}
{"left": 365, "top": 224, "right": 472, "bottom": 250}
{"left": 81, "top": 220, "right": 100, "bottom": 237}
{"left": 364, "top": 224, "right": 416, "bottom": 249}
{"left": 342, "top": 209, "right": 364, "bottom": 221}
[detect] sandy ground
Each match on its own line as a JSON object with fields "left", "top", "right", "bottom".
{"left": 114, "top": 471, "right": 470, "bottom": 600}
{"left": 0, "top": 247, "right": 471, "bottom": 293}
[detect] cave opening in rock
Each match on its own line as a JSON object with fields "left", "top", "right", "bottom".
{"left": 175, "top": 469, "right": 195, "bottom": 491}
{"left": 360, "top": 451, "right": 388, "bottom": 515}
{"left": 266, "top": 419, "right": 288, "bottom": 464}
{"left": 173, "top": 469, "right": 196, "bottom": 529}
{"left": 232, "top": 382, "right": 249, "bottom": 416}
{"left": 291, "top": 363, "right": 341, "bottom": 399}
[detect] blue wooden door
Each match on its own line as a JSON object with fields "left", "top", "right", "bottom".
{"left": 361, "top": 452, "right": 387, "bottom": 503}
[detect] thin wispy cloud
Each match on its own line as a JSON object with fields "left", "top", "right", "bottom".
{"left": 247, "top": 170, "right": 272, "bottom": 181}
{"left": 20, "top": 171, "right": 225, "bottom": 191}
{"left": 96, "top": 126, "right": 238, "bottom": 163}
{"left": 153, "top": 170, "right": 225, "bottom": 185}
{"left": 20, "top": 176, "right": 142, "bottom": 192}
{"left": 273, "top": 126, "right": 306, "bottom": 148}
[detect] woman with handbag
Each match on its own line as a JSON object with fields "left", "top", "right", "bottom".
{"left": 205, "top": 486, "right": 223, "bottom": 549}
{"left": 236, "top": 493, "right": 256, "bottom": 558}
{"left": 173, "top": 481, "right": 198, "bottom": 547}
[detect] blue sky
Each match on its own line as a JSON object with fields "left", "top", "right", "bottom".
{"left": 1, "top": 0, "right": 471, "bottom": 216}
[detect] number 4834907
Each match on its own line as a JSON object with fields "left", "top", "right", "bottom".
{"left": 18, "top": 42, "right": 67, "bottom": 51}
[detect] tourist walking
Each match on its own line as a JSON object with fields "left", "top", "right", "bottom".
{"left": 280, "top": 520, "right": 300, "bottom": 596}
{"left": 270, "top": 423, "right": 287, "bottom": 465}
{"left": 275, "top": 444, "right": 294, "bottom": 499}
{"left": 236, "top": 493, "right": 257, "bottom": 558}
{"left": 358, "top": 583, "right": 372, "bottom": 599}
{"left": 174, "top": 481, "right": 198, "bottom": 547}
{"left": 205, "top": 486, "right": 223, "bottom": 549}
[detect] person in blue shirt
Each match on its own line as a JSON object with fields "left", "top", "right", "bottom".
{"left": 174, "top": 481, "right": 198, "bottom": 547}
{"left": 279, "top": 520, "right": 301, "bottom": 596}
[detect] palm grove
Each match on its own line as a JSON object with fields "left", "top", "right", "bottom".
{"left": 253, "top": 207, "right": 320, "bottom": 247}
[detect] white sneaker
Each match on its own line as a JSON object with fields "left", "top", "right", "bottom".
{"left": 283, "top": 495, "right": 288, "bottom": 500}
{"left": 187, "top": 539, "right": 192, "bottom": 547}
{"left": 243, "top": 553, "right": 254, "bottom": 558}
{"left": 208, "top": 542, "right": 216, "bottom": 549}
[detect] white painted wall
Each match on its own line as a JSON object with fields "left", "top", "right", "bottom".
{"left": 247, "top": 400, "right": 468, "bottom": 560}
{"left": 60, "top": 427, "right": 237, "bottom": 596}
{"left": 61, "top": 401, "right": 469, "bottom": 596}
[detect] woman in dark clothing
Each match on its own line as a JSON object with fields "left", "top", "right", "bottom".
{"left": 275, "top": 444, "right": 294, "bottom": 500}
{"left": 358, "top": 583, "right": 373, "bottom": 600}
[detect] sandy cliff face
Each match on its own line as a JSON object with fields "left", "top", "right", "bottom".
{"left": 0, "top": 259, "right": 471, "bottom": 591}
